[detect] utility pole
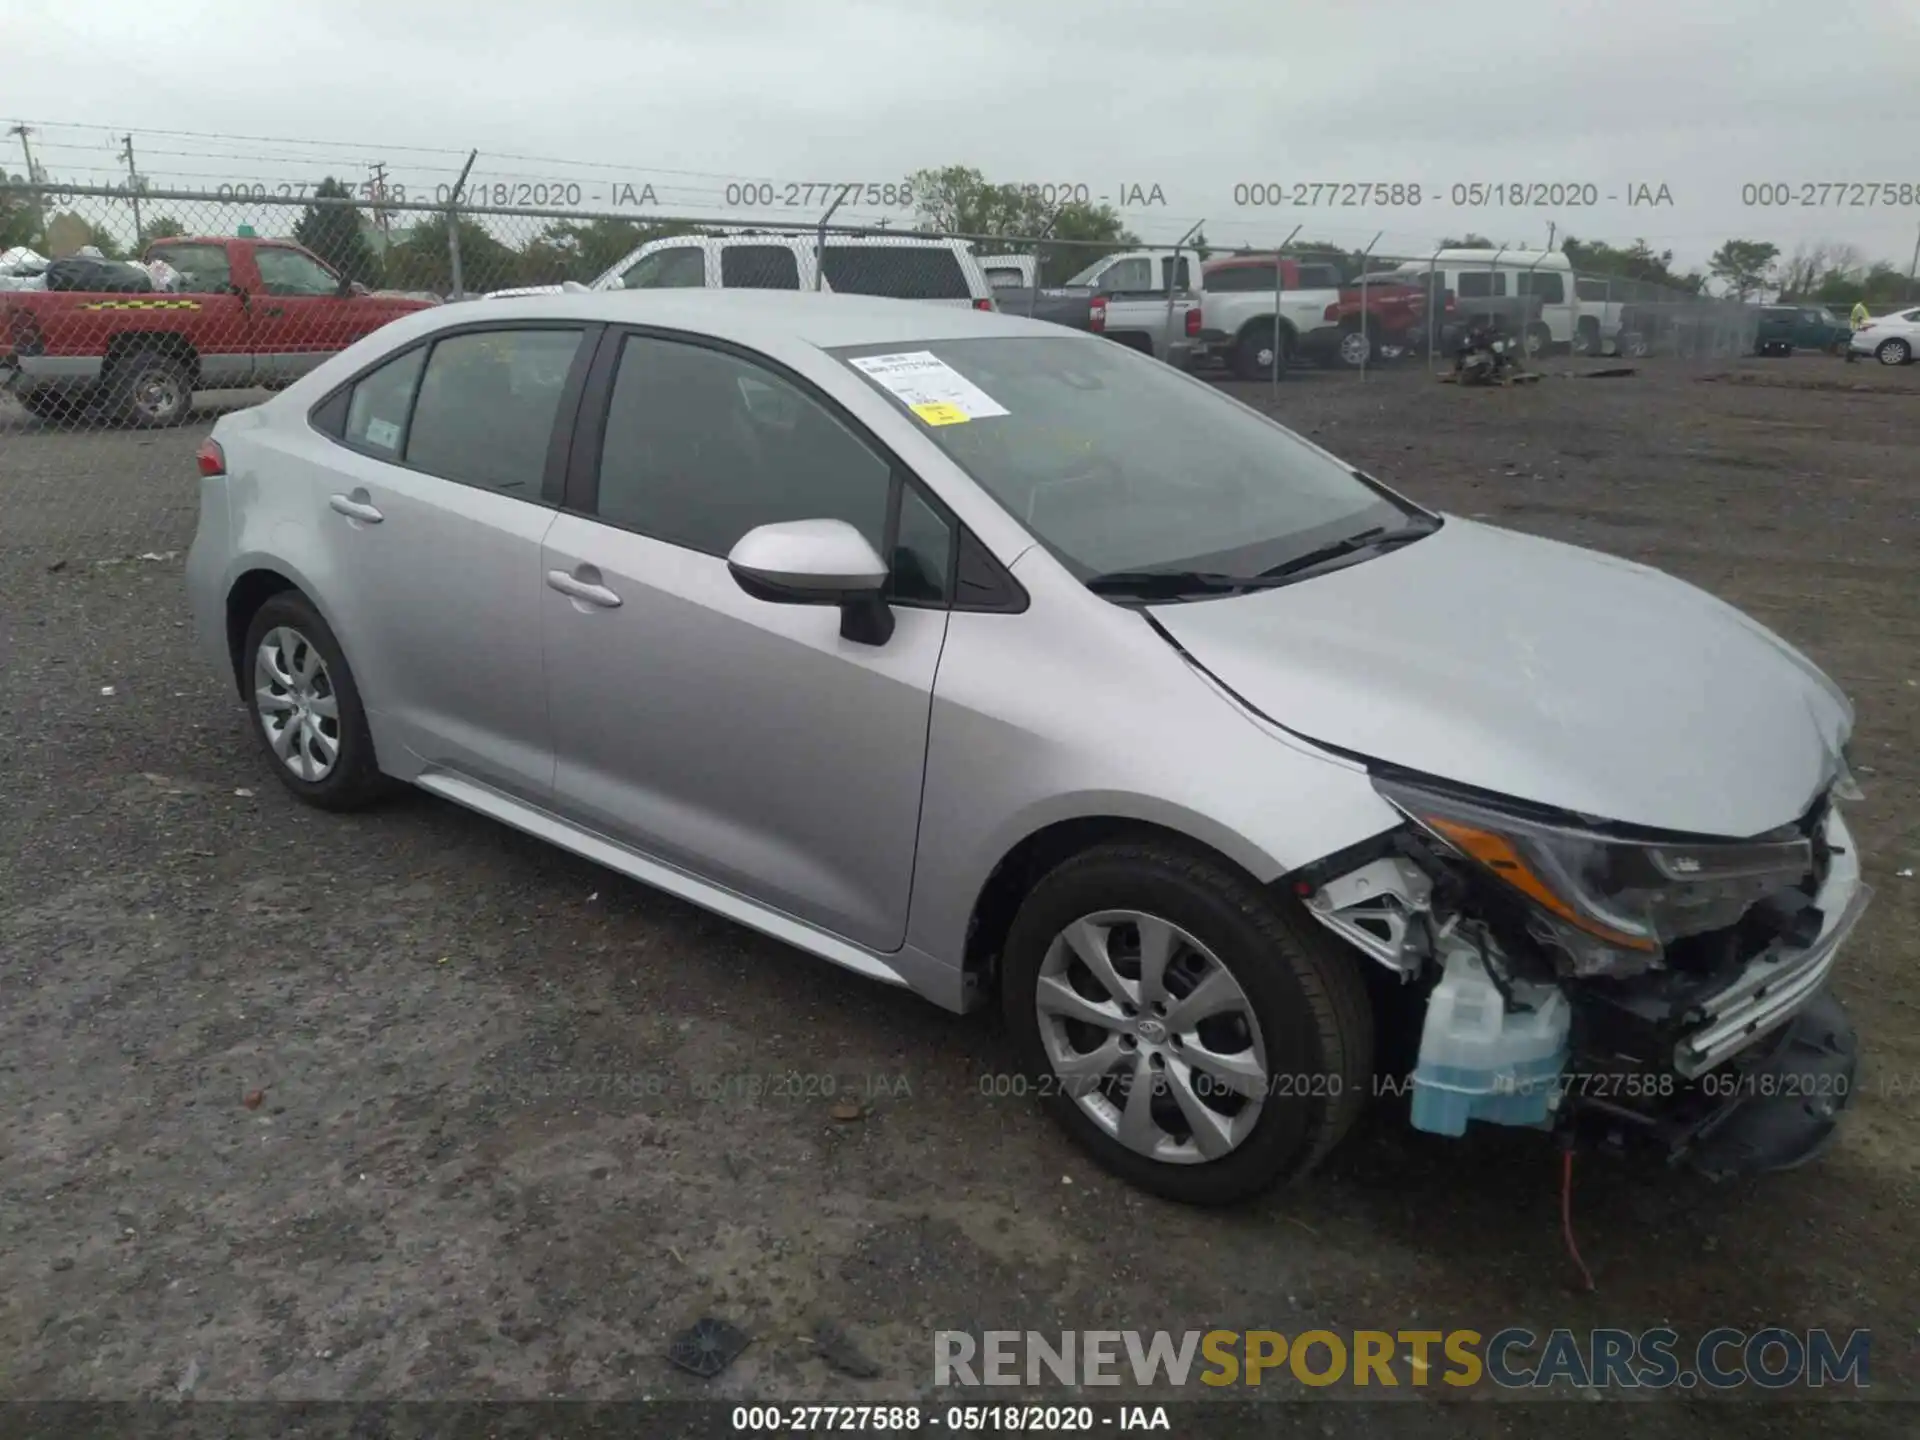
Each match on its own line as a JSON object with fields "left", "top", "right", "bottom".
{"left": 7, "top": 123, "right": 45, "bottom": 248}
{"left": 119, "top": 133, "right": 143, "bottom": 242}
{"left": 368, "top": 161, "right": 391, "bottom": 242}
{"left": 1907, "top": 221, "right": 1919, "bottom": 303}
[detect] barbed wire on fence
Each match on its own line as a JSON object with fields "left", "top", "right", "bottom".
{"left": 0, "top": 179, "right": 1792, "bottom": 566}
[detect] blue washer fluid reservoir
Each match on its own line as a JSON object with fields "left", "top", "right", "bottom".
{"left": 1410, "top": 941, "right": 1571, "bottom": 1136}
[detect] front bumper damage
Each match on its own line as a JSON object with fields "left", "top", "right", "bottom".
{"left": 1303, "top": 803, "right": 1872, "bottom": 1178}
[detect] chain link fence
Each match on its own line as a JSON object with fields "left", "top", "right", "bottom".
{"left": 1, "top": 182, "right": 1767, "bottom": 565}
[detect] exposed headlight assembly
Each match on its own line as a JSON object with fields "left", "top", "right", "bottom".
{"left": 1373, "top": 777, "right": 1817, "bottom": 978}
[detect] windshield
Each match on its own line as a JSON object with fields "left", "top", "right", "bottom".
{"left": 833, "top": 336, "right": 1417, "bottom": 579}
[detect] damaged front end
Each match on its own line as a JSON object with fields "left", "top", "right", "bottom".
{"left": 1297, "top": 766, "right": 1872, "bottom": 1178}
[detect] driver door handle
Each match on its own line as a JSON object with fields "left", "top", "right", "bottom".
{"left": 547, "top": 569, "right": 623, "bottom": 608}
{"left": 328, "top": 492, "right": 384, "bottom": 523}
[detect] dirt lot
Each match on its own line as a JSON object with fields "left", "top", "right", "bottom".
{"left": 1, "top": 356, "right": 1916, "bottom": 1434}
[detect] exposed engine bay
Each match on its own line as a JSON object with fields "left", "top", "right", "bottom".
{"left": 1296, "top": 764, "right": 1872, "bottom": 1178}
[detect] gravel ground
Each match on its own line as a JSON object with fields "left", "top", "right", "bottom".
{"left": 1, "top": 357, "right": 1916, "bottom": 1434}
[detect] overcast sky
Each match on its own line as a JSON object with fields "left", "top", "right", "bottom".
{"left": 8, "top": 0, "right": 1920, "bottom": 274}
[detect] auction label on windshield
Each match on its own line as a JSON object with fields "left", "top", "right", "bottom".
{"left": 849, "top": 352, "right": 1009, "bottom": 426}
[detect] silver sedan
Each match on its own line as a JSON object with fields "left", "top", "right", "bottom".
{"left": 187, "top": 290, "right": 1869, "bottom": 1203}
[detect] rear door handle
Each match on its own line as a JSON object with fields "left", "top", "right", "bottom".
{"left": 546, "top": 569, "right": 623, "bottom": 608}
{"left": 328, "top": 492, "right": 384, "bottom": 524}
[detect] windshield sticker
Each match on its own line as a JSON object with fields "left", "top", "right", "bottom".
{"left": 849, "top": 351, "right": 1009, "bottom": 426}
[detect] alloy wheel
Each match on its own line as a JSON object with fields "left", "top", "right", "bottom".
{"left": 1034, "top": 910, "right": 1269, "bottom": 1164}
{"left": 254, "top": 626, "right": 341, "bottom": 781}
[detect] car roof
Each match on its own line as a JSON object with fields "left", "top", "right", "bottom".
{"left": 417, "top": 288, "right": 1063, "bottom": 348}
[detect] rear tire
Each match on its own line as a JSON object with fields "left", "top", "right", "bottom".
{"left": 1000, "top": 839, "right": 1374, "bottom": 1206}
{"left": 1876, "top": 338, "right": 1911, "bottom": 366}
{"left": 241, "top": 591, "right": 392, "bottom": 812}
{"left": 1232, "top": 325, "right": 1290, "bottom": 381}
{"left": 1571, "top": 319, "right": 1600, "bottom": 357}
{"left": 110, "top": 350, "right": 193, "bottom": 428}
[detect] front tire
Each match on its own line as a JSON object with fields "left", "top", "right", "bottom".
{"left": 241, "top": 591, "right": 390, "bottom": 811}
{"left": 1000, "top": 840, "right": 1373, "bottom": 1205}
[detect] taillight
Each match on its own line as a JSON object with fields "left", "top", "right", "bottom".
{"left": 973, "top": 297, "right": 995, "bottom": 312}
{"left": 197, "top": 438, "right": 226, "bottom": 477}
{"left": 1089, "top": 296, "right": 1107, "bottom": 333}
{"left": 1185, "top": 305, "right": 1202, "bottom": 337}
{"left": 1324, "top": 302, "right": 1341, "bottom": 322}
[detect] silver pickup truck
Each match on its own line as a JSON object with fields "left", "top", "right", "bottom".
{"left": 1058, "top": 250, "right": 1204, "bottom": 367}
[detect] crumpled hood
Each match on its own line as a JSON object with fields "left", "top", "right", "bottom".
{"left": 1150, "top": 517, "right": 1852, "bottom": 838}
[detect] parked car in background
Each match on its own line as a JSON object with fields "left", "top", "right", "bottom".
{"left": 976, "top": 254, "right": 1036, "bottom": 290}
{"left": 189, "top": 288, "right": 1871, "bottom": 1206}
{"left": 1305, "top": 272, "right": 1452, "bottom": 369}
{"left": 1, "top": 235, "right": 431, "bottom": 426}
{"left": 488, "top": 233, "right": 998, "bottom": 312}
{"left": 1754, "top": 305, "right": 1852, "bottom": 356}
{"left": 1387, "top": 249, "right": 1573, "bottom": 357}
{"left": 1197, "top": 254, "right": 1345, "bottom": 379}
{"left": 964, "top": 253, "right": 1106, "bottom": 335}
{"left": 1061, "top": 250, "right": 1204, "bottom": 367}
{"left": 1573, "top": 276, "right": 1628, "bottom": 356}
{"left": 1848, "top": 305, "right": 1920, "bottom": 364}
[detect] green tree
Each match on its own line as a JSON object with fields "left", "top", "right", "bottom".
{"left": 1561, "top": 236, "right": 1705, "bottom": 295}
{"left": 2, "top": 171, "right": 42, "bottom": 250}
{"left": 293, "top": 177, "right": 382, "bottom": 286}
{"left": 384, "top": 212, "right": 519, "bottom": 295}
{"left": 515, "top": 216, "right": 699, "bottom": 287}
{"left": 907, "top": 165, "right": 1137, "bottom": 283}
{"left": 1813, "top": 259, "right": 1911, "bottom": 308}
{"left": 1707, "top": 238, "right": 1779, "bottom": 300}
{"left": 1437, "top": 233, "right": 1500, "bottom": 249}
{"left": 138, "top": 214, "right": 186, "bottom": 247}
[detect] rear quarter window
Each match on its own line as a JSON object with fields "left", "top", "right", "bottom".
{"left": 822, "top": 246, "right": 969, "bottom": 300}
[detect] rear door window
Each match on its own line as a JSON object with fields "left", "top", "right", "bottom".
{"left": 402, "top": 329, "right": 585, "bottom": 496}
{"left": 1203, "top": 265, "right": 1274, "bottom": 292}
{"left": 1456, "top": 271, "right": 1507, "bottom": 298}
{"left": 822, "top": 245, "right": 969, "bottom": 300}
{"left": 341, "top": 345, "right": 427, "bottom": 456}
{"left": 720, "top": 245, "right": 801, "bottom": 290}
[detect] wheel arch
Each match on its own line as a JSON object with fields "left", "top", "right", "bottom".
{"left": 222, "top": 562, "right": 363, "bottom": 705}
{"left": 1236, "top": 314, "right": 1298, "bottom": 346}
{"left": 958, "top": 808, "right": 1294, "bottom": 1002}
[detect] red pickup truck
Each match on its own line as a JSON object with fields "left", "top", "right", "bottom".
{"left": 2, "top": 236, "right": 432, "bottom": 427}
{"left": 1302, "top": 273, "right": 1455, "bottom": 368}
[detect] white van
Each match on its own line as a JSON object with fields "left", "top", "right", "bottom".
{"left": 488, "top": 234, "right": 998, "bottom": 310}
{"left": 1392, "top": 248, "right": 1578, "bottom": 355}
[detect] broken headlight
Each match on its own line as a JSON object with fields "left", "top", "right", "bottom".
{"left": 1374, "top": 777, "right": 1816, "bottom": 978}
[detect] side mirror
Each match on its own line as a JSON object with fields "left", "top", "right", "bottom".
{"left": 726, "top": 519, "right": 894, "bottom": 645}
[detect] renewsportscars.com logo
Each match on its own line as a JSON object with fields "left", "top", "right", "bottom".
{"left": 934, "top": 1327, "right": 1871, "bottom": 1391}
